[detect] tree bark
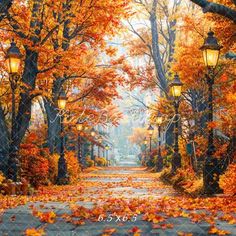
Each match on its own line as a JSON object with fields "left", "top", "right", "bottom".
{"left": 7, "top": 0, "right": 43, "bottom": 181}
{"left": 12, "top": 48, "right": 38, "bottom": 148}
{"left": 190, "top": 0, "right": 236, "bottom": 23}
{"left": 0, "top": 106, "right": 10, "bottom": 174}
{"left": 0, "top": 0, "right": 12, "bottom": 21}
{"left": 150, "top": 0, "right": 168, "bottom": 92}
{"left": 149, "top": 0, "right": 180, "bottom": 147}
{"left": 44, "top": 98, "right": 61, "bottom": 154}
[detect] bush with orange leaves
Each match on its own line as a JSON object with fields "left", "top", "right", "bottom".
{"left": 85, "top": 156, "right": 95, "bottom": 167}
{"left": 20, "top": 142, "right": 50, "bottom": 188}
{"left": 65, "top": 151, "right": 81, "bottom": 184}
{"left": 48, "top": 153, "right": 59, "bottom": 184}
{"left": 95, "top": 157, "right": 107, "bottom": 166}
{"left": 161, "top": 167, "right": 203, "bottom": 195}
{"left": 219, "top": 163, "right": 236, "bottom": 195}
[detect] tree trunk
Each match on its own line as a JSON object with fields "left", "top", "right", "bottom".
{"left": 44, "top": 99, "right": 61, "bottom": 154}
{"left": 7, "top": 48, "right": 38, "bottom": 181}
{"left": 150, "top": 0, "right": 168, "bottom": 92}
{"left": 0, "top": 106, "right": 10, "bottom": 174}
{"left": 43, "top": 77, "right": 64, "bottom": 153}
{"left": 13, "top": 48, "right": 38, "bottom": 148}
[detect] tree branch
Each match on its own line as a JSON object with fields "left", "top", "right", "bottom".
{"left": 190, "top": 0, "right": 236, "bottom": 22}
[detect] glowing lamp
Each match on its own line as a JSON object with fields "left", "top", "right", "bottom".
{"left": 170, "top": 74, "right": 183, "bottom": 98}
{"left": 200, "top": 31, "right": 222, "bottom": 68}
{"left": 156, "top": 112, "right": 163, "bottom": 126}
{"left": 76, "top": 122, "right": 83, "bottom": 131}
{"left": 147, "top": 124, "right": 154, "bottom": 137}
{"left": 6, "top": 40, "right": 22, "bottom": 74}
{"left": 57, "top": 91, "right": 67, "bottom": 110}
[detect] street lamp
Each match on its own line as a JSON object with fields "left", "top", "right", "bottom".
{"left": 143, "top": 138, "right": 148, "bottom": 163}
{"left": 170, "top": 74, "right": 183, "bottom": 173}
{"left": 90, "top": 128, "right": 96, "bottom": 162}
{"left": 57, "top": 92, "right": 68, "bottom": 110}
{"left": 98, "top": 136, "right": 103, "bottom": 157}
{"left": 147, "top": 124, "right": 154, "bottom": 153}
{"left": 6, "top": 40, "right": 22, "bottom": 181}
{"left": 105, "top": 144, "right": 110, "bottom": 166}
{"left": 156, "top": 112, "right": 163, "bottom": 172}
{"left": 57, "top": 90, "right": 68, "bottom": 185}
{"left": 200, "top": 31, "right": 222, "bottom": 68}
{"left": 6, "top": 40, "right": 22, "bottom": 74}
{"left": 200, "top": 30, "right": 223, "bottom": 194}
{"left": 76, "top": 122, "right": 83, "bottom": 132}
{"left": 91, "top": 128, "right": 96, "bottom": 137}
{"left": 76, "top": 121, "right": 84, "bottom": 165}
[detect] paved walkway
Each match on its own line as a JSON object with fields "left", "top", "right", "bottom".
{"left": 0, "top": 166, "right": 235, "bottom": 236}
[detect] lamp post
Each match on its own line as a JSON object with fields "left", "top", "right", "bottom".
{"left": 170, "top": 74, "right": 183, "bottom": 173}
{"left": 98, "top": 136, "right": 103, "bottom": 157}
{"left": 76, "top": 121, "right": 83, "bottom": 164}
{"left": 6, "top": 40, "right": 22, "bottom": 182}
{"left": 105, "top": 144, "right": 110, "bottom": 166}
{"left": 90, "top": 128, "right": 96, "bottom": 162}
{"left": 143, "top": 138, "right": 148, "bottom": 163}
{"left": 147, "top": 124, "right": 154, "bottom": 153}
{"left": 57, "top": 90, "right": 69, "bottom": 185}
{"left": 200, "top": 30, "right": 223, "bottom": 194}
{"left": 147, "top": 125, "right": 154, "bottom": 167}
{"left": 156, "top": 112, "right": 163, "bottom": 172}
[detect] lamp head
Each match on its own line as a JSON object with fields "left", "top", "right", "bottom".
{"left": 57, "top": 90, "right": 67, "bottom": 110}
{"left": 200, "top": 31, "right": 222, "bottom": 68}
{"left": 76, "top": 121, "right": 83, "bottom": 131}
{"left": 170, "top": 74, "right": 183, "bottom": 98}
{"left": 147, "top": 124, "right": 154, "bottom": 136}
{"left": 6, "top": 40, "right": 22, "bottom": 74}
{"left": 91, "top": 128, "right": 96, "bottom": 137}
{"left": 156, "top": 111, "right": 163, "bottom": 126}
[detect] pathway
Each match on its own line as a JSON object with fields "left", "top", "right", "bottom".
{"left": 0, "top": 166, "right": 235, "bottom": 236}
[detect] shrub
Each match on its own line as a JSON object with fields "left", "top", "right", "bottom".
{"left": 48, "top": 154, "right": 59, "bottom": 184}
{"left": 219, "top": 163, "right": 236, "bottom": 195}
{"left": 85, "top": 157, "right": 94, "bottom": 167}
{"left": 146, "top": 155, "right": 156, "bottom": 168}
{"left": 95, "top": 157, "right": 107, "bottom": 166}
{"left": 160, "top": 167, "right": 203, "bottom": 195}
{"left": 65, "top": 151, "right": 81, "bottom": 184}
{"left": 20, "top": 143, "right": 49, "bottom": 188}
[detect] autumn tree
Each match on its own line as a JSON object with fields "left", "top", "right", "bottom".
{"left": 124, "top": 0, "right": 183, "bottom": 147}
{"left": 38, "top": 0, "right": 130, "bottom": 153}
{"left": 0, "top": 0, "right": 131, "bottom": 180}
{"left": 171, "top": 1, "right": 236, "bottom": 190}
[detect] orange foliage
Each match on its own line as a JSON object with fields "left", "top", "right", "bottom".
{"left": 20, "top": 138, "right": 50, "bottom": 187}
{"left": 128, "top": 127, "right": 147, "bottom": 146}
{"left": 25, "top": 228, "right": 45, "bottom": 236}
{"left": 219, "top": 163, "right": 236, "bottom": 195}
{"left": 208, "top": 225, "right": 230, "bottom": 235}
{"left": 65, "top": 151, "right": 81, "bottom": 184}
{"left": 32, "top": 208, "right": 56, "bottom": 223}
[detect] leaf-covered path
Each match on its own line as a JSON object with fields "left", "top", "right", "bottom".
{"left": 0, "top": 167, "right": 235, "bottom": 236}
